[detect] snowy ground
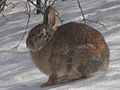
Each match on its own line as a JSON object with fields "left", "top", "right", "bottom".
{"left": 0, "top": 0, "right": 120, "bottom": 90}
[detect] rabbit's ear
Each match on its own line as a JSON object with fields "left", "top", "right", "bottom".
{"left": 48, "top": 7, "right": 56, "bottom": 31}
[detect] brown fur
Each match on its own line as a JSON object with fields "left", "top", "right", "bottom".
{"left": 26, "top": 7, "right": 109, "bottom": 87}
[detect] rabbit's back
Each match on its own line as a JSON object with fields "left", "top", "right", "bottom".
{"left": 51, "top": 22, "right": 109, "bottom": 77}
{"left": 52, "top": 22, "right": 108, "bottom": 54}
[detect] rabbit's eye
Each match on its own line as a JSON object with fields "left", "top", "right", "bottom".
{"left": 38, "top": 33, "right": 44, "bottom": 38}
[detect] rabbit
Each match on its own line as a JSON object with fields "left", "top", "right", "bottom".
{"left": 26, "top": 6, "right": 109, "bottom": 87}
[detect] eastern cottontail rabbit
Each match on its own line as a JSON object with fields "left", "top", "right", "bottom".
{"left": 26, "top": 6, "right": 109, "bottom": 86}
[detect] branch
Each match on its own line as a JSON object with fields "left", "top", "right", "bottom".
{"left": 76, "top": 0, "right": 86, "bottom": 23}
{"left": 27, "top": 0, "right": 44, "bottom": 14}
{"left": 0, "top": 0, "right": 6, "bottom": 12}
{"left": 84, "top": 19, "right": 108, "bottom": 32}
{"left": 13, "top": 1, "right": 31, "bottom": 50}
{"left": 55, "top": 9, "right": 64, "bottom": 24}
{"left": 0, "top": 11, "right": 8, "bottom": 21}
{"left": 56, "top": 14, "right": 64, "bottom": 24}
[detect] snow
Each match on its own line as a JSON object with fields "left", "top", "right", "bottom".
{"left": 0, "top": 0, "right": 120, "bottom": 90}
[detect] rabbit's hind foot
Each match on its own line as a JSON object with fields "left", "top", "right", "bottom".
{"left": 41, "top": 74, "right": 78, "bottom": 87}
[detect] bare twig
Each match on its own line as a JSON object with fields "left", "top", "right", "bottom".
{"left": 51, "top": 0, "right": 56, "bottom": 7}
{"left": 83, "top": 19, "right": 110, "bottom": 35}
{"left": 55, "top": 8, "right": 64, "bottom": 24}
{"left": 0, "top": 0, "right": 6, "bottom": 12}
{"left": 0, "top": 0, "right": 8, "bottom": 20}
{"left": 55, "top": 9, "right": 60, "bottom": 15}
{"left": 76, "top": 0, "right": 86, "bottom": 23}
{"left": 45, "top": 0, "right": 48, "bottom": 7}
{"left": 28, "top": 0, "right": 45, "bottom": 14}
{"left": 6, "top": 0, "right": 21, "bottom": 9}
{"left": 0, "top": 11, "right": 8, "bottom": 20}
{"left": 84, "top": 19, "right": 108, "bottom": 30}
{"left": 14, "top": 1, "right": 31, "bottom": 50}
{"left": 56, "top": 14, "right": 64, "bottom": 24}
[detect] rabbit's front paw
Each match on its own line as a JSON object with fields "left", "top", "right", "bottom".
{"left": 41, "top": 73, "right": 57, "bottom": 87}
